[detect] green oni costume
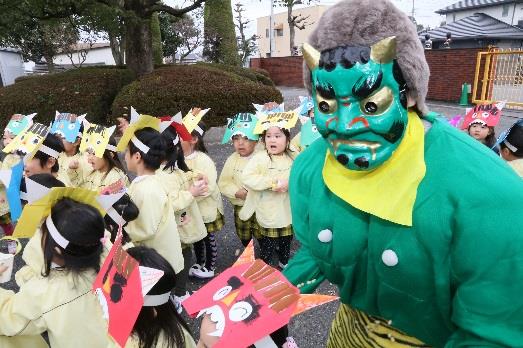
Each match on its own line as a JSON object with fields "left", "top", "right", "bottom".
{"left": 283, "top": 1, "right": 523, "bottom": 347}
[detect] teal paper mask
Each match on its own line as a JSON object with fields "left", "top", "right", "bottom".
{"left": 298, "top": 96, "right": 314, "bottom": 117}
{"left": 222, "top": 113, "right": 259, "bottom": 144}
{"left": 299, "top": 116, "right": 321, "bottom": 148}
{"left": 303, "top": 37, "right": 408, "bottom": 171}
{"left": 5, "top": 113, "right": 36, "bottom": 136}
{"left": 50, "top": 112, "right": 85, "bottom": 143}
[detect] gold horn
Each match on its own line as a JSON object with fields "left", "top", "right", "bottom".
{"left": 370, "top": 36, "right": 397, "bottom": 64}
{"left": 302, "top": 43, "right": 320, "bottom": 70}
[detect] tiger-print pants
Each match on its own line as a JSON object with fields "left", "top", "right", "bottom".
{"left": 327, "top": 304, "right": 430, "bottom": 348}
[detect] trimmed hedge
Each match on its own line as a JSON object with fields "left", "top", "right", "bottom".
{"left": 0, "top": 67, "right": 135, "bottom": 127}
{"left": 196, "top": 62, "right": 275, "bottom": 86}
{"left": 111, "top": 64, "right": 282, "bottom": 128}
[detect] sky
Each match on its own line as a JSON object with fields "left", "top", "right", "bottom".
{"left": 166, "top": 0, "right": 458, "bottom": 35}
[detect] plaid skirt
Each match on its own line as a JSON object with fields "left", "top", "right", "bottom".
{"left": 204, "top": 211, "right": 225, "bottom": 234}
{"left": 259, "top": 224, "right": 293, "bottom": 238}
{"left": 233, "top": 205, "right": 263, "bottom": 241}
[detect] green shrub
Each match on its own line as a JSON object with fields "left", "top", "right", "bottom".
{"left": 0, "top": 67, "right": 135, "bottom": 128}
{"left": 111, "top": 64, "right": 282, "bottom": 128}
{"left": 196, "top": 62, "right": 275, "bottom": 86}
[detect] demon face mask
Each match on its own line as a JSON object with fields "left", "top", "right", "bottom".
{"left": 304, "top": 37, "right": 409, "bottom": 171}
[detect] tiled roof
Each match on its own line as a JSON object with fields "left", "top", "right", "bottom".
{"left": 436, "top": 0, "right": 520, "bottom": 14}
{"left": 420, "top": 13, "right": 523, "bottom": 40}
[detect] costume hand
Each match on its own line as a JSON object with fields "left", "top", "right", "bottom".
{"left": 69, "top": 160, "right": 79, "bottom": 170}
{"left": 235, "top": 188, "right": 248, "bottom": 200}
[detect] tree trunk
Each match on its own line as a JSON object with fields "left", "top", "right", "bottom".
{"left": 151, "top": 12, "right": 164, "bottom": 66}
{"left": 288, "top": 6, "right": 296, "bottom": 55}
{"left": 109, "top": 32, "right": 125, "bottom": 66}
{"left": 124, "top": 6, "right": 154, "bottom": 76}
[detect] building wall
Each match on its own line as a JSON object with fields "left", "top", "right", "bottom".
{"left": 53, "top": 47, "right": 116, "bottom": 66}
{"left": 445, "top": 3, "right": 523, "bottom": 25}
{"left": 251, "top": 48, "right": 486, "bottom": 104}
{"left": 0, "top": 49, "right": 25, "bottom": 87}
{"left": 257, "top": 5, "right": 329, "bottom": 57}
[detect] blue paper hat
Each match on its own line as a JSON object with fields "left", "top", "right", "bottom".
{"left": 222, "top": 113, "right": 259, "bottom": 144}
{"left": 300, "top": 117, "right": 321, "bottom": 148}
{"left": 298, "top": 96, "right": 314, "bottom": 117}
{"left": 0, "top": 160, "right": 24, "bottom": 222}
{"left": 5, "top": 113, "right": 36, "bottom": 136}
{"left": 50, "top": 112, "right": 86, "bottom": 143}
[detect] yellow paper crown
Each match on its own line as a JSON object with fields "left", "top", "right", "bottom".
{"left": 253, "top": 111, "right": 298, "bottom": 134}
{"left": 182, "top": 108, "right": 210, "bottom": 134}
{"left": 116, "top": 114, "right": 160, "bottom": 152}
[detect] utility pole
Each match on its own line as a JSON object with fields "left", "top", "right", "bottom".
{"left": 411, "top": 0, "right": 415, "bottom": 19}
{"left": 269, "top": 0, "right": 275, "bottom": 57}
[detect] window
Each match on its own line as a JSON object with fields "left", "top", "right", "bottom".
{"left": 502, "top": 4, "right": 510, "bottom": 17}
{"left": 265, "top": 29, "right": 269, "bottom": 38}
{"left": 276, "top": 29, "right": 284, "bottom": 37}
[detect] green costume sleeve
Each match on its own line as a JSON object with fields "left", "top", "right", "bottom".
{"left": 283, "top": 145, "right": 326, "bottom": 293}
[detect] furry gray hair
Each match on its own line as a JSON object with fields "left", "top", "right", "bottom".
{"left": 304, "top": 0, "right": 430, "bottom": 115}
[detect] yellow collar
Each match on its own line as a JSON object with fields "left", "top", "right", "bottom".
{"left": 322, "top": 111, "right": 426, "bottom": 226}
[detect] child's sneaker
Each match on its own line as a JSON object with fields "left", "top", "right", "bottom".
{"left": 283, "top": 337, "right": 298, "bottom": 348}
{"left": 192, "top": 266, "right": 215, "bottom": 279}
{"left": 188, "top": 263, "right": 202, "bottom": 277}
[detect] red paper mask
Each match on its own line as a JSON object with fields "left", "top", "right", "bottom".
{"left": 183, "top": 242, "right": 338, "bottom": 348}
{"left": 160, "top": 114, "right": 192, "bottom": 142}
{"left": 462, "top": 102, "right": 505, "bottom": 129}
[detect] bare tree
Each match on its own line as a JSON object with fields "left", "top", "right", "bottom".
{"left": 274, "top": 0, "right": 316, "bottom": 55}
{"left": 174, "top": 16, "right": 203, "bottom": 63}
{"left": 234, "top": 3, "right": 258, "bottom": 65}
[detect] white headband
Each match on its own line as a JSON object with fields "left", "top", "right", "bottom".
{"left": 106, "top": 144, "right": 118, "bottom": 152}
{"left": 45, "top": 214, "right": 69, "bottom": 249}
{"left": 106, "top": 207, "right": 126, "bottom": 227}
{"left": 194, "top": 125, "right": 204, "bottom": 136}
{"left": 143, "top": 292, "right": 170, "bottom": 307}
{"left": 130, "top": 136, "right": 150, "bottom": 154}
{"left": 39, "top": 144, "right": 60, "bottom": 159}
{"left": 504, "top": 140, "right": 518, "bottom": 152}
{"left": 172, "top": 134, "right": 180, "bottom": 146}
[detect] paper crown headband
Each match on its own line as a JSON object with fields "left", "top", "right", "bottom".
{"left": 183, "top": 241, "right": 338, "bottom": 348}
{"left": 182, "top": 108, "right": 210, "bottom": 135}
{"left": 298, "top": 96, "right": 314, "bottom": 117}
{"left": 13, "top": 186, "right": 124, "bottom": 238}
{"left": 80, "top": 122, "right": 117, "bottom": 158}
{"left": 50, "top": 112, "right": 86, "bottom": 143}
{"left": 253, "top": 102, "right": 285, "bottom": 114}
{"left": 159, "top": 112, "right": 192, "bottom": 146}
{"left": 116, "top": 107, "right": 173, "bottom": 153}
{"left": 299, "top": 117, "right": 321, "bottom": 148}
{"left": 253, "top": 110, "right": 298, "bottom": 134}
{"left": 461, "top": 101, "right": 505, "bottom": 130}
{"left": 222, "top": 113, "right": 259, "bottom": 144}
{"left": 5, "top": 113, "right": 36, "bottom": 136}
{"left": 2, "top": 122, "right": 59, "bottom": 161}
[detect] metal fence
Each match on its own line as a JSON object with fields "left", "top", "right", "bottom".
{"left": 473, "top": 47, "right": 523, "bottom": 110}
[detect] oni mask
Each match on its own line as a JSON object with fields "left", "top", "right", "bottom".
{"left": 183, "top": 242, "right": 337, "bottom": 348}
{"left": 461, "top": 102, "right": 504, "bottom": 130}
{"left": 5, "top": 113, "right": 36, "bottom": 137}
{"left": 222, "top": 113, "right": 259, "bottom": 144}
{"left": 303, "top": 37, "right": 409, "bottom": 170}
{"left": 80, "top": 123, "right": 116, "bottom": 158}
{"left": 50, "top": 112, "right": 85, "bottom": 143}
{"left": 3, "top": 123, "right": 49, "bottom": 158}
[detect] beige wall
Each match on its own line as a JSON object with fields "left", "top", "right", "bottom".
{"left": 257, "top": 5, "right": 329, "bottom": 57}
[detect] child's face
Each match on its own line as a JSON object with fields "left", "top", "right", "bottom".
{"left": 87, "top": 152, "right": 108, "bottom": 171}
{"left": 61, "top": 136, "right": 80, "bottom": 155}
{"left": 181, "top": 136, "right": 198, "bottom": 155}
{"left": 232, "top": 135, "right": 256, "bottom": 157}
{"left": 24, "top": 158, "right": 51, "bottom": 177}
{"left": 124, "top": 147, "right": 138, "bottom": 173}
{"left": 264, "top": 127, "right": 288, "bottom": 155}
{"left": 468, "top": 123, "right": 491, "bottom": 142}
{"left": 3, "top": 132, "right": 14, "bottom": 148}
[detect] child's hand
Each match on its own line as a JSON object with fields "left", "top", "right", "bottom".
{"left": 197, "top": 314, "right": 219, "bottom": 348}
{"left": 190, "top": 182, "right": 208, "bottom": 197}
{"left": 235, "top": 188, "right": 248, "bottom": 200}
{"left": 195, "top": 173, "right": 209, "bottom": 185}
{"left": 273, "top": 179, "right": 289, "bottom": 192}
{"left": 116, "top": 117, "right": 129, "bottom": 134}
{"left": 69, "top": 160, "right": 79, "bottom": 170}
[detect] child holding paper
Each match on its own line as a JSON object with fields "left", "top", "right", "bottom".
{"left": 181, "top": 115, "right": 224, "bottom": 280}
{"left": 240, "top": 124, "right": 296, "bottom": 269}
{"left": 218, "top": 113, "right": 263, "bottom": 247}
{"left": 0, "top": 197, "right": 110, "bottom": 348}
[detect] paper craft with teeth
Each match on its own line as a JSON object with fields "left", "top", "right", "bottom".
{"left": 80, "top": 122, "right": 117, "bottom": 158}
{"left": 50, "top": 112, "right": 86, "bottom": 143}
{"left": 461, "top": 101, "right": 505, "bottom": 130}
{"left": 253, "top": 111, "right": 298, "bottom": 134}
{"left": 159, "top": 113, "right": 193, "bottom": 145}
{"left": 3, "top": 123, "right": 50, "bottom": 160}
{"left": 222, "top": 113, "right": 259, "bottom": 144}
{"left": 182, "top": 108, "right": 210, "bottom": 134}
{"left": 5, "top": 113, "right": 36, "bottom": 137}
{"left": 183, "top": 241, "right": 337, "bottom": 348}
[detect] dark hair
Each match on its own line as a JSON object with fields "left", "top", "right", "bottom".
{"left": 128, "top": 128, "right": 166, "bottom": 170}
{"left": 468, "top": 123, "right": 496, "bottom": 148}
{"left": 41, "top": 198, "right": 104, "bottom": 277}
{"left": 161, "top": 127, "right": 190, "bottom": 172}
{"left": 20, "top": 174, "right": 65, "bottom": 205}
{"left": 425, "top": 34, "right": 430, "bottom": 40}
{"left": 104, "top": 193, "right": 139, "bottom": 243}
{"left": 190, "top": 121, "right": 208, "bottom": 154}
{"left": 31, "top": 133, "right": 64, "bottom": 173}
{"left": 261, "top": 127, "right": 295, "bottom": 160}
{"left": 127, "top": 246, "right": 191, "bottom": 348}
{"left": 500, "top": 121, "right": 523, "bottom": 158}
{"left": 97, "top": 135, "right": 125, "bottom": 179}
